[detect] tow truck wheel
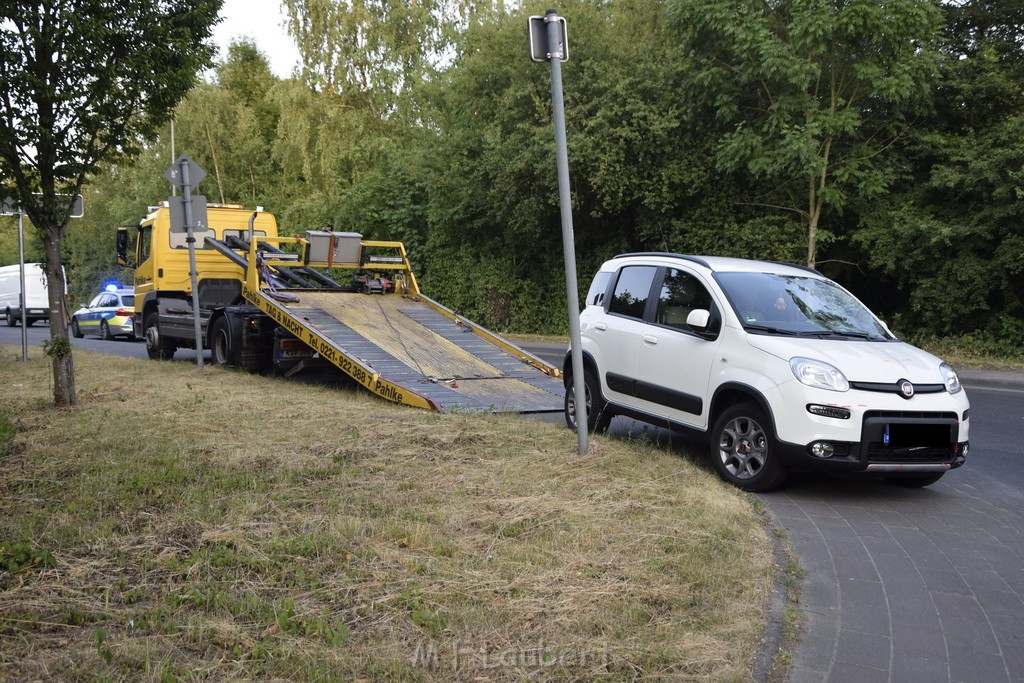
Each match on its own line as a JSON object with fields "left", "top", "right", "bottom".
{"left": 210, "top": 316, "right": 237, "bottom": 367}
{"left": 144, "top": 312, "right": 176, "bottom": 360}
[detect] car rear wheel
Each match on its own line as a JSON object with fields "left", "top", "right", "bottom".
{"left": 564, "top": 368, "right": 613, "bottom": 434}
{"left": 5, "top": 309, "right": 14, "bottom": 327}
{"left": 710, "top": 403, "right": 788, "bottom": 492}
{"left": 71, "top": 318, "right": 83, "bottom": 338}
{"left": 100, "top": 320, "right": 113, "bottom": 341}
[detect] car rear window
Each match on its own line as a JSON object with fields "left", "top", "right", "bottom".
{"left": 122, "top": 295, "right": 135, "bottom": 306}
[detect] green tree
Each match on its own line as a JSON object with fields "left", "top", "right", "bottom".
{"left": 282, "top": 0, "right": 501, "bottom": 117}
{"left": 669, "top": 0, "right": 945, "bottom": 267}
{"left": 852, "top": 0, "right": 1024, "bottom": 348}
{"left": 0, "top": 0, "right": 220, "bottom": 406}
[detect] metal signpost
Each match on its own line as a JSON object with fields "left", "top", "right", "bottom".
{"left": 163, "top": 154, "right": 209, "bottom": 369}
{"left": 530, "top": 9, "right": 588, "bottom": 454}
{"left": 1, "top": 194, "right": 84, "bottom": 361}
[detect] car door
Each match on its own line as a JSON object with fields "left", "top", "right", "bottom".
{"left": 634, "top": 267, "right": 724, "bottom": 430}
{"left": 591, "top": 265, "right": 659, "bottom": 409}
{"left": 81, "top": 294, "right": 106, "bottom": 333}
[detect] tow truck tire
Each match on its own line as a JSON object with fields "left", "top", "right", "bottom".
{"left": 71, "top": 318, "right": 83, "bottom": 338}
{"left": 210, "top": 316, "right": 238, "bottom": 367}
{"left": 144, "top": 311, "right": 176, "bottom": 360}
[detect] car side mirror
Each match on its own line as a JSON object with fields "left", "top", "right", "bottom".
{"left": 687, "top": 309, "right": 711, "bottom": 330}
{"left": 687, "top": 309, "right": 719, "bottom": 340}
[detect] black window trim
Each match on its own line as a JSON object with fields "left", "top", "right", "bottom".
{"left": 606, "top": 264, "right": 660, "bottom": 321}
{"left": 650, "top": 265, "right": 723, "bottom": 340}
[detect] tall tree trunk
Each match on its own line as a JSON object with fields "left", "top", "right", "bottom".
{"left": 806, "top": 137, "right": 832, "bottom": 269}
{"left": 43, "top": 227, "right": 76, "bottom": 406}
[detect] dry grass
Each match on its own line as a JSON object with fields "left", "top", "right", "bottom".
{"left": 0, "top": 344, "right": 774, "bottom": 681}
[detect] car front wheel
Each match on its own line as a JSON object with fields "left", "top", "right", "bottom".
{"left": 71, "top": 318, "right": 83, "bottom": 338}
{"left": 710, "top": 403, "right": 788, "bottom": 492}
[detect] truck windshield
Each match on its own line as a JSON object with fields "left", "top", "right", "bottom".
{"left": 715, "top": 272, "right": 894, "bottom": 341}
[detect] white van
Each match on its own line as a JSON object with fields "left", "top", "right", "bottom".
{"left": 0, "top": 263, "right": 55, "bottom": 327}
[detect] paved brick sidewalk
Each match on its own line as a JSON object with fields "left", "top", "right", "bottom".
{"left": 760, "top": 468, "right": 1024, "bottom": 683}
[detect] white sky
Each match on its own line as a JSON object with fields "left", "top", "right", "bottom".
{"left": 212, "top": 0, "right": 301, "bottom": 78}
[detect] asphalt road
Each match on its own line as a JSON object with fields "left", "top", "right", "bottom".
{"left": 4, "top": 323, "right": 1023, "bottom": 681}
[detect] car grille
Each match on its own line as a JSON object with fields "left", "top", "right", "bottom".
{"left": 866, "top": 444, "right": 954, "bottom": 464}
{"left": 863, "top": 410, "right": 958, "bottom": 464}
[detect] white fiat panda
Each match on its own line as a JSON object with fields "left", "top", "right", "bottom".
{"left": 563, "top": 254, "right": 970, "bottom": 492}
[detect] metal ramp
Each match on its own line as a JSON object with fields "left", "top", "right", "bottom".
{"left": 249, "top": 289, "right": 564, "bottom": 413}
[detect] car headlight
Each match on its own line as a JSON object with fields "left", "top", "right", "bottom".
{"left": 790, "top": 357, "right": 850, "bottom": 392}
{"left": 939, "top": 362, "right": 962, "bottom": 394}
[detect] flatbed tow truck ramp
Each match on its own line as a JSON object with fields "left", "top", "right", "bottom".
{"left": 122, "top": 203, "right": 564, "bottom": 413}
{"left": 248, "top": 287, "right": 565, "bottom": 413}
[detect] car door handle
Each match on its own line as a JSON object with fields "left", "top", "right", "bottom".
{"left": 643, "top": 334, "right": 658, "bottom": 346}
{"left": 594, "top": 322, "right": 607, "bottom": 332}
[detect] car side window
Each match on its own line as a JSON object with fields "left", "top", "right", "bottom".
{"left": 89, "top": 294, "right": 104, "bottom": 308}
{"left": 585, "top": 271, "right": 612, "bottom": 307}
{"left": 656, "top": 268, "right": 714, "bottom": 330}
{"left": 608, "top": 266, "right": 657, "bottom": 319}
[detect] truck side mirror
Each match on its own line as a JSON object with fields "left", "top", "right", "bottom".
{"left": 116, "top": 227, "right": 131, "bottom": 267}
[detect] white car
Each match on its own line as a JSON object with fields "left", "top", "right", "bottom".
{"left": 564, "top": 254, "right": 970, "bottom": 491}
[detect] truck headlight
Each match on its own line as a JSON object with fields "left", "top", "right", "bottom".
{"left": 790, "top": 357, "right": 849, "bottom": 392}
{"left": 940, "top": 363, "right": 962, "bottom": 394}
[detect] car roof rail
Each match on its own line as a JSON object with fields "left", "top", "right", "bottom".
{"left": 766, "top": 260, "right": 823, "bottom": 275}
{"left": 612, "top": 252, "right": 711, "bottom": 269}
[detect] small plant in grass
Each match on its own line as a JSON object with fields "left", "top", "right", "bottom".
{"left": 0, "top": 411, "right": 14, "bottom": 455}
{"left": 0, "top": 539, "right": 56, "bottom": 573}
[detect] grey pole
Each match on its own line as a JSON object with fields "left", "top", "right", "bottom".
{"left": 180, "top": 159, "right": 205, "bottom": 370}
{"left": 17, "top": 211, "right": 27, "bottom": 361}
{"left": 546, "top": 9, "right": 588, "bottom": 454}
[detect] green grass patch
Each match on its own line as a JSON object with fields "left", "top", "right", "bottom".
{"left": 0, "top": 344, "right": 776, "bottom": 680}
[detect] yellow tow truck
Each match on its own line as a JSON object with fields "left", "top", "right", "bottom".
{"left": 117, "top": 203, "right": 564, "bottom": 412}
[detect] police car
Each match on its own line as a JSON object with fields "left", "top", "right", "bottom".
{"left": 70, "top": 284, "right": 136, "bottom": 340}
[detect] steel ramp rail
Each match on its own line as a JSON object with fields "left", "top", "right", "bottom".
{"left": 243, "top": 286, "right": 564, "bottom": 413}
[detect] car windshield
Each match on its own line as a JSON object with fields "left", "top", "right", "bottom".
{"left": 715, "top": 272, "right": 894, "bottom": 340}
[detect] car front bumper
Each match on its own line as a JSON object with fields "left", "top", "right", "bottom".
{"left": 772, "top": 382, "right": 970, "bottom": 473}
